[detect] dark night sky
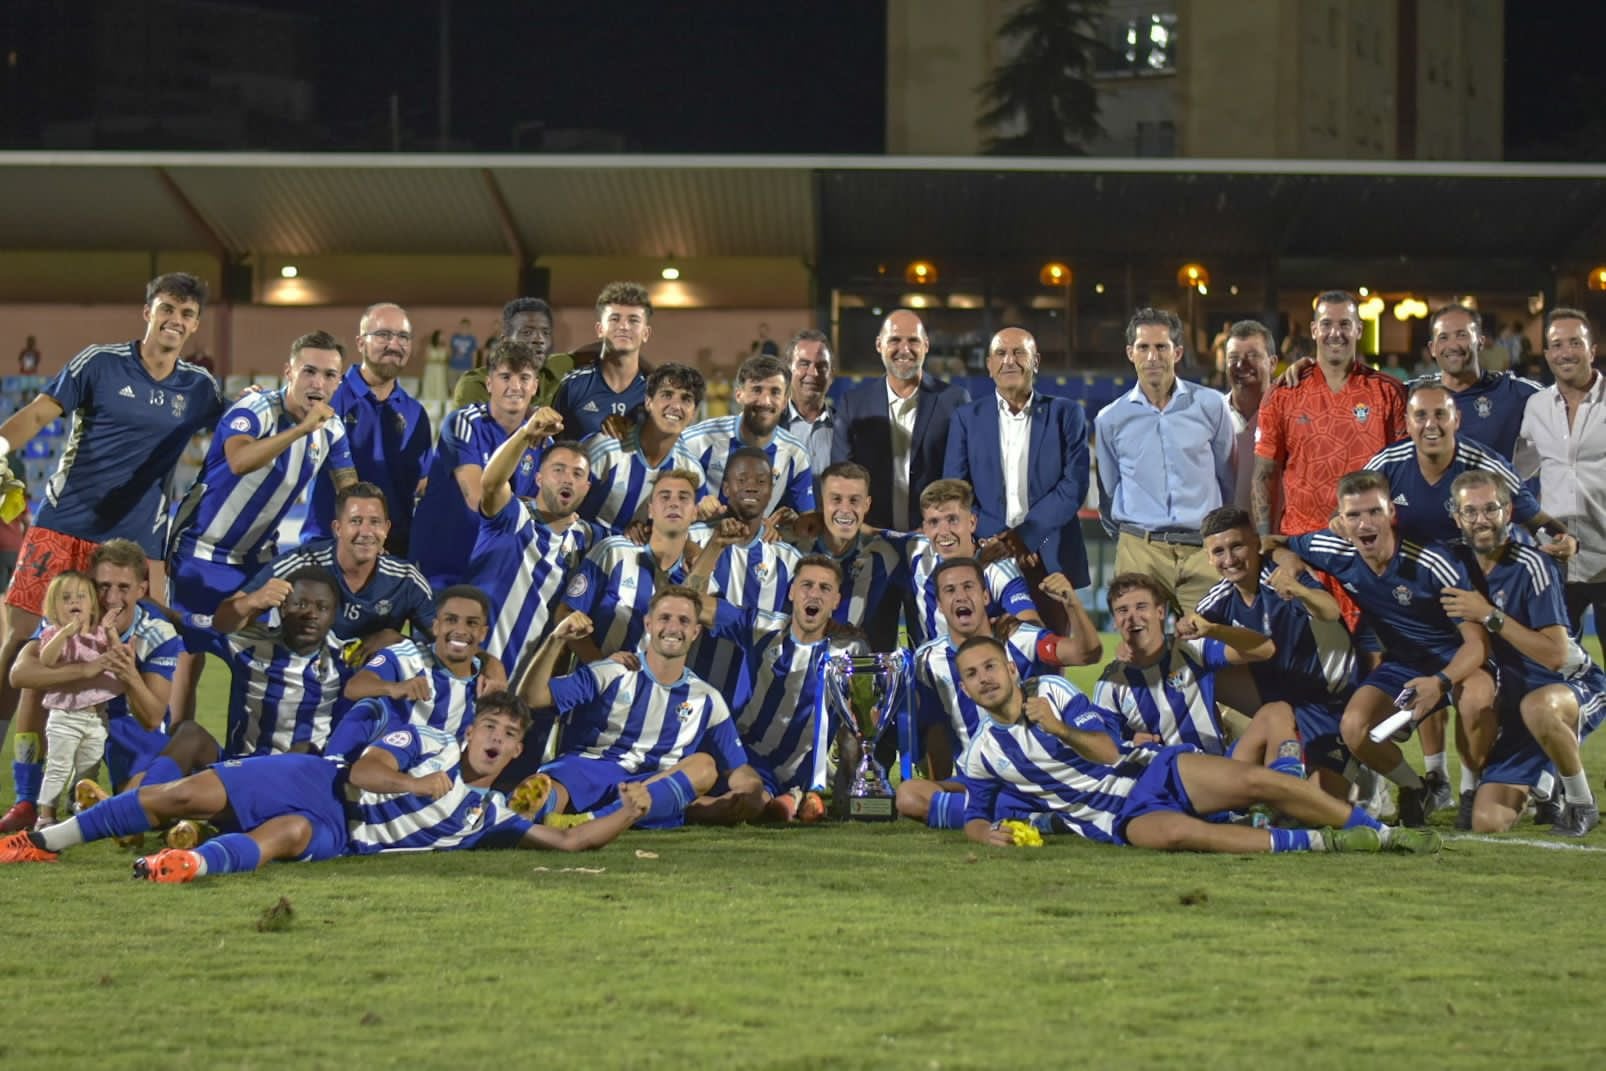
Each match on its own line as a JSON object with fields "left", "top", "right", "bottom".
{"left": 281, "top": 0, "right": 888, "bottom": 153}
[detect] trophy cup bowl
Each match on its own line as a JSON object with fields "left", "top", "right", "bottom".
{"left": 819, "top": 652, "right": 912, "bottom": 821}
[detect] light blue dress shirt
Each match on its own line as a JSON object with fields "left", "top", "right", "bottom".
{"left": 1094, "top": 377, "right": 1235, "bottom": 534}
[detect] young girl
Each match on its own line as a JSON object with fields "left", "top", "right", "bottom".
{"left": 34, "top": 571, "right": 123, "bottom": 828}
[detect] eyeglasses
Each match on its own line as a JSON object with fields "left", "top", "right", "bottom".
{"left": 364, "top": 330, "right": 413, "bottom": 346}
{"left": 1454, "top": 504, "right": 1506, "bottom": 521}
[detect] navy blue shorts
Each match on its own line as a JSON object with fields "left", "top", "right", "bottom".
{"left": 1291, "top": 697, "right": 1350, "bottom": 774}
{"left": 169, "top": 558, "right": 251, "bottom": 618}
{"left": 1360, "top": 662, "right": 1452, "bottom": 714}
{"left": 1114, "top": 744, "right": 1211, "bottom": 843}
{"left": 211, "top": 753, "right": 349, "bottom": 861}
{"left": 541, "top": 754, "right": 684, "bottom": 829}
{"left": 105, "top": 715, "right": 168, "bottom": 790}
{"left": 1483, "top": 667, "right": 1606, "bottom": 789}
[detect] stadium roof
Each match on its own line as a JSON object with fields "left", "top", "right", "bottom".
{"left": 4, "top": 152, "right": 1606, "bottom": 264}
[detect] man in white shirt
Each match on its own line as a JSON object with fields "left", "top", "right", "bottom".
{"left": 1515, "top": 307, "right": 1606, "bottom": 642}
{"left": 779, "top": 329, "right": 835, "bottom": 484}
{"left": 1219, "top": 321, "right": 1277, "bottom": 513}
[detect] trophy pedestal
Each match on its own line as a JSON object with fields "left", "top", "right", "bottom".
{"left": 847, "top": 794, "right": 897, "bottom": 822}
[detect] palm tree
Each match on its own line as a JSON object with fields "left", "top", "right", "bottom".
{"left": 977, "top": 0, "right": 1112, "bottom": 155}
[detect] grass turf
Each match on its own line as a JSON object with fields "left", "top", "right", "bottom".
{"left": 2, "top": 642, "right": 1604, "bottom": 1070}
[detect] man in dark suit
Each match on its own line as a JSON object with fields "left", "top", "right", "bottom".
{"left": 944, "top": 328, "right": 1090, "bottom": 630}
{"left": 831, "top": 310, "right": 969, "bottom": 531}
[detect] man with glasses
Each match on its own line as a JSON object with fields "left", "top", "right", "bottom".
{"left": 303, "top": 303, "right": 433, "bottom": 557}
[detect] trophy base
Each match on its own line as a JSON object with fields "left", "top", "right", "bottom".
{"left": 847, "top": 795, "right": 897, "bottom": 822}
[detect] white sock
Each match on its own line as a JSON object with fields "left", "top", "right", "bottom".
{"left": 1561, "top": 771, "right": 1594, "bottom": 806}
{"left": 1424, "top": 752, "right": 1448, "bottom": 777}
{"left": 1385, "top": 761, "right": 1423, "bottom": 789}
{"left": 1459, "top": 764, "right": 1478, "bottom": 794}
{"left": 36, "top": 816, "right": 86, "bottom": 852}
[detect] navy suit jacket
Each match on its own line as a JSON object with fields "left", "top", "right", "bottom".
{"left": 831, "top": 373, "right": 970, "bottom": 530}
{"left": 943, "top": 390, "right": 1091, "bottom": 587}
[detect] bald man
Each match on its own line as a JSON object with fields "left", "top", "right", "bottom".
{"left": 944, "top": 328, "right": 1091, "bottom": 627}
{"left": 303, "top": 302, "right": 433, "bottom": 556}
{"left": 831, "top": 310, "right": 969, "bottom": 533}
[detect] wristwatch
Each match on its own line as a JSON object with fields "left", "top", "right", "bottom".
{"left": 1483, "top": 609, "right": 1505, "bottom": 634}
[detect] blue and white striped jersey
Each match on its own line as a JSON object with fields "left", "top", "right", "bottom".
{"left": 801, "top": 532, "right": 906, "bottom": 631}
{"left": 578, "top": 427, "right": 709, "bottom": 533}
{"left": 550, "top": 660, "right": 747, "bottom": 775}
{"left": 1093, "top": 637, "right": 1231, "bottom": 755}
{"left": 679, "top": 415, "right": 816, "bottom": 515}
{"left": 914, "top": 623, "right": 1053, "bottom": 756}
{"left": 685, "top": 521, "right": 801, "bottom": 707}
{"left": 962, "top": 676, "right": 1134, "bottom": 844}
{"left": 905, "top": 534, "right": 1038, "bottom": 646}
{"left": 713, "top": 610, "right": 866, "bottom": 793}
{"left": 362, "top": 638, "right": 480, "bottom": 739}
{"left": 465, "top": 498, "right": 603, "bottom": 676}
{"left": 411, "top": 403, "right": 544, "bottom": 589}
{"left": 37, "top": 341, "right": 224, "bottom": 555}
{"left": 344, "top": 724, "right": 531, "bottom": 855}
{"left": 1195, "top": 566, "right": 1357, "bottom": 707}
{"left": 182, "top": 615, "right": 350, "bottom": 757}
{"left": 1365, "top": 437, "right": 1540, "bottom": 546}
{"left": 245, "top": 539, "right": 435, "bottom": 642}
{"left": 171, "top": 388, "right": 353, "bottom": 567}
{"left": 562, "top": 535, "right": 690, "bottom": 656}
{"left": 1288, "top": 531, "right": 1473, "bottom": 672}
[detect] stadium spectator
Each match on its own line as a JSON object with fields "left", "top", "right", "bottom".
{"left": 681, "top": 354, "right": 814, "bottom": 519}
{"left": 778, "top": 329, "right": 835, "bottom": 483}
{"left": 449, "top": 318, "right": 478, "bottom": 377}
{"left": 17, "top": 335, "right": 40, "bottom": 375}
{"left": 1515, "top": 308, "right": 1606, "bottom": 647}
{"left": 1253, "top": 290, "right": 1406, "bottom": 538}
{"left": 0, "top": 275, "right": 222, "bottom": 832}
{"left": 1219, "top": 322, "right": 1277, "bottom": 514}
{"left": 1414, "top": 303, "right": 1540, "bottom": 457}
{"left": 302, "top": 303, "right": 433, "bottom": 558}
{"left": 1095, "top": 307, "right": 1234, "bottom": 613}
{"left": 552, "top": 282, "right": 651, "bottom": 440}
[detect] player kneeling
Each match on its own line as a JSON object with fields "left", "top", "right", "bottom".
{"left": 0, "top": 692, "right": 649, "bottom": 880}
{"left": 952, "top": 637, "right": 1440, "bottom": 855}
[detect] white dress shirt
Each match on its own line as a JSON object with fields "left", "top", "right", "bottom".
{"left": 998, "top": 392, "right": 1033, "bottom": 528}
{"left": 886, "top": 380, "right": 919, "bottom": 529}
{"left": 1515, "top": 371, "right": 1606, "bottom": 583}
{"left": 1221, "top": 388, "right": 1259, "bottom": 513}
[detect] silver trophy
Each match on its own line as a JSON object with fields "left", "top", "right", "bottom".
{"left": 817, "top": 651, "right": 915, "bottom": 821}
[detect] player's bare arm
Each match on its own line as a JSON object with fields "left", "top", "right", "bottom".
{"left": 519, "top": 612, "right": 592, "bottom": 709}
{"left": 222, "top": 400, "right": 337, "bottom": 476}
{"left": 1174, "top": 611, "right": 1275, "bottom": 664}
{"left": 213, "top": 577, "right": 292, "bottom": 634}
{"left": 1251, "top": 456, "right": 1279, "bottom": 535}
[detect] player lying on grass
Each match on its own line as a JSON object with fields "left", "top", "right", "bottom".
{"left": 0, "top": 693, "right": 649, "bottom": 880}
{"left": 952, "top": 636, "right": 1440, "bottom": 854}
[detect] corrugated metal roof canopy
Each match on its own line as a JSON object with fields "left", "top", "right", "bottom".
{"left": 3, "top": 152, "right": 1606, "bottom": 261}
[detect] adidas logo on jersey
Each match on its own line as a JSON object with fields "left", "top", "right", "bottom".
{"left": 119, "top": 385, "right": 137, "bottom": 398}
{"left": 1392, "top": 493, "right": 1409, "bottom": 506}
{"left": 582, "top": 401, "right": 599, "bottom": 412}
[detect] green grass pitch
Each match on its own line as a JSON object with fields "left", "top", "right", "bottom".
{"left": 3, "top": 641, "right": 1604, "bottom": 1070}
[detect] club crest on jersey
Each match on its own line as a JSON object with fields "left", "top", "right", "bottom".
{"left": 519, "top": 453, "right": 536, "bottom": 476}
{"left": 1393, "top": 585, "right": 1412, "bottom": 605}
{"left": 383, "top": 730, "right": 412, "bottom": 747}
{"left": 676, "top": 700, "right": 695, "bottom": 722}
{"left": 366, "top": 654, "right": 387, "bottom": 668}
{"left": 566, "top": 573, "right": 589, "bottom": 599}
{"left": 374, "top": 599, "right": 392, "bottom": 615}
{"left": 344, "top": 412, "right": 360, "bottom": 429}
{"left": 1475, "top": 396, "right": 1493, "bottom": 418}
{"left": 172, "top": 394, "right": 188, "bottom": 419}
{"left": 1353, "top": 403, "right": 1370, "bottom": 424}
{"left": 230, "top": 415, "right": 253, "bottom": 432}
{"left": 754, "top": 562, "right": 772, "bottom": 581}
{"left": 463, "top": 802, "right": 485, "bottom": 828}
{"left": 1166, "top": 668, "right": 1189, "bottom": 690}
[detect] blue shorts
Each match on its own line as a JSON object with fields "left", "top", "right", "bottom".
{"left": 739, "top": 757, "right": 816, "bottom": 799}
{"left": 1483, "top": 667, "right": 1606, "bottom": 789}
{"left": 541, "top": 754, "right": 684, "bottom": 829}
{"left": 105, "top": 715, "right": 168, "bottom": 790}
{"left": 1360, "top": 662, "right": 1452, "bottom": 714}
{"left": 170, "top": 558, "right": 251, "bottom": 618}
{"left": 1114, "top": 744, "right": 1221, "bottom": 843}
{"left": 211, "top": 754, "right": 349, "bottom": 862}
{"left": 1290, "top": 697, "right": 1350, "bottom": 774}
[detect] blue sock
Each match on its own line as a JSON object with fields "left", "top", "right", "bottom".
{"left": 1269, "top": 827, "right": 1313, "bottom": 853}
{"left": 926, "top": 790, "right": 968, "bottom": 830}
{"left": 1344, "top": 806, "right": 1383, "bottom": 831}
{"left": 77, "top": 790, "right": 152, "bottom": 843}
{"left": 595, "top": 772, "right": 696, "bottom": 822}
{"left": 141, "top": 757, "right": 184, "bottom": 788}
{"left": 12, "top": 731, "right": 42, "bottom": 804}
{"left": 196, "top": 833, "right": 261, "bottom": 875}
{"left": 1270, "top": 753, "right": 1306, "bottom": 781}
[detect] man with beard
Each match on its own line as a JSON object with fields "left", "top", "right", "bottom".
{"left": 413, "top": 340, "right": 549, "bottom": 591}
{"left": 1440, "top": 471, "right": 1603, "bottom": 835}
{"left": 343, "top": 586, "right": 495, "bottom": 741}
{"left": 1268, "top": 470, "right": 1496, "bottom": 827}
{"left": 514, "top": 589, "right": 756, "bottom": 829}
{"left": 682, "top": 354, "right": 815, "bottom": 518}
{"left": 452, "top": 298, "right": 573, "bottom": 410}
{"left": 223, "top": 483, "right": 435, "bottom": 660}
{"left": 954, "top": 637, "right": 1439, "bottom": 855}
{"left": 553, "top": 282, "right": 652, "bottom": 440}
{"left": 895, "top": 558, "right": 1101, "bottom": 828}
{"left": 304, "top": 303, "right": 432, "bottom": 557}
{"left": 0, "top": 696, "right": 651, "bottom": 878}
{"left": 684, "top": 448, "right": 802, "bottom": 707}
{"left": 579, "top": 363, "right": 711, "bottom": 533}
{"left": 1414, "top": 303, "right": 1540, "bottom": 457}
{"left": 166, "top": 331, "right": 355, "bottom": 723}
{"left": 464, "top": 414, "right": 603, "bottom": 681}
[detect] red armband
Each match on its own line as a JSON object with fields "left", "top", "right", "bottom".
{"left": 1036, "top": 632, "right": 1064, "bottom": 669}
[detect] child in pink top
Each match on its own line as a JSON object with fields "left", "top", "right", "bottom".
{"left": 35, "top": 571, "right": 123, "bottom": 828}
